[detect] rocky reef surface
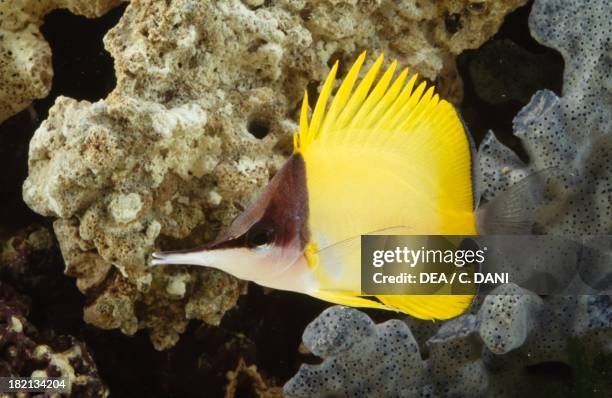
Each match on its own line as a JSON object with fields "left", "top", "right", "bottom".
{"left": 20, "top": 0, "right": 526, "bottom": 350}
{"left": 0, "top": 0, "right": 123, "bottom": 124}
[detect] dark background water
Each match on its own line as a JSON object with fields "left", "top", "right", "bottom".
{"left": 0, "top": 1, "right": 568, "bottom": 397}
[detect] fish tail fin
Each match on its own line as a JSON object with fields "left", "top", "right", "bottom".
{"left": 476, "top": 168, "right": 557, "bottom": 234}
{"left": 376, "top": 294, "right": 474, "bottom": 320}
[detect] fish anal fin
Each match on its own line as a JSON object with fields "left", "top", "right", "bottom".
{"left": 377, "top": 294, "right": 474, "bottom": 320}
{"left": 312, "top": 290, "right": 474, "bottom": 321}
{"left": 312, "top": 290, "right": 390, "bottom": 311}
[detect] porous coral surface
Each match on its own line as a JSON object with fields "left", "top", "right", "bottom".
{"left": 22, "top": 0, "right": 525, "bottom": 349}
{"left": 0, "top": 0, "right": 123, "bottom": 123}
{"left": 225, "top": 358, "right": 283, "bottom": 398}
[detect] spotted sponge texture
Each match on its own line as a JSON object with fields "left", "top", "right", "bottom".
{"left": 283, "top": 306, "right": 424, "bottom": 398}
{"left": 478, "top": 0, "right": 612, "bottom": 235}
{"left": 285, "top": 289, "right": 611, "bottom": 397}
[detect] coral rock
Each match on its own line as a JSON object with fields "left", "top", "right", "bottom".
{"left": 286, "top": 290, "right": 612, "bottom": 397}
{"left": 225, "top": 358, "right": 283, "bottom": 398}
{"left": 478, "top": 284, "right": 543, "bottom": 354}
{"left": 0, "top": 0, "right": 124, "bottom": 123}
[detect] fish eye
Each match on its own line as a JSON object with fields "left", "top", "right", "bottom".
{"left": 245, "top": 224, "right": 275, "bottom": 248}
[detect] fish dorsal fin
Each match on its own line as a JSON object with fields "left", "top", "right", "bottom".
{"left": 295, "top": 52, "right": 476, "bottom": 240}
{"left": 294, "top": 53, "right": 470, "bottom": 167}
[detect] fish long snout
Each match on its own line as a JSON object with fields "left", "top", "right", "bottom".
{"left": 149, "top": 249, "right": 208, "bottom": 268}
{"left": 150, "top": 251, "right": 170, "bottom": 267}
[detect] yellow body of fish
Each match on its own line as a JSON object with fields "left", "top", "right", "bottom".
{"left": 295, "top": 53, "right": 476, "bottom": 319}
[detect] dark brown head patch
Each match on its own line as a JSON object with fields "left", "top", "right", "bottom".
{"left": 207, "top": 154, "right": 310, "bottom": 250}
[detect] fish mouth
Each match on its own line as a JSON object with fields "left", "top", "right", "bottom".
{"left": 150, "top": 251, "right": 167, "bottom": 266}
{"left": 149, "top": 231, "right": 241, "bottom": 267}
{"left": 150, "top": 251, "right": 173, "bottom": 267}
{"left": 149, "top": 246, "right": 206, "bottom": 267}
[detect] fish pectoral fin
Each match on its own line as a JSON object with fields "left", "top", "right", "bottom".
{"left": 311, "top": 290, "right": 391, "bottom": 311}
{"left": 314, "top": 225, "right": 415, "bottom": 254}
{"left": 310, "top": 226, "right": 415, "bottom": 288}
{"left": 377, "top": 294, "right": 474, "bottom": 320}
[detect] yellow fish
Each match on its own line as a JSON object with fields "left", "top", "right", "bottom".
{"left": 151, "top": 53, "right": 540, "bottom": 320}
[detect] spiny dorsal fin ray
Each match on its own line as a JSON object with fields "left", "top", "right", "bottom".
{"left": 293, "top": 53, "right": 460, "bottom": 155}
{"left": 319, "top": 52, "right": 367, "bottom": 134}
{"left": 293, "top": 52, "right": 473, "bottom": 215}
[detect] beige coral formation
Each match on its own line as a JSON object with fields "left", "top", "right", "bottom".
{"left": 225, "top": 358, "right": 283, "bottom": 398}
{"left": 22, "top": 0, "right": 526, "bottom": 349}
{"left": 0, "top": 0, "right": 124, "bottom": 124}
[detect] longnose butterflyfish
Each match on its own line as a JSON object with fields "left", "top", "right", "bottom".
{"left": 151, "top": 53, "right": 542, "bottom": 320}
